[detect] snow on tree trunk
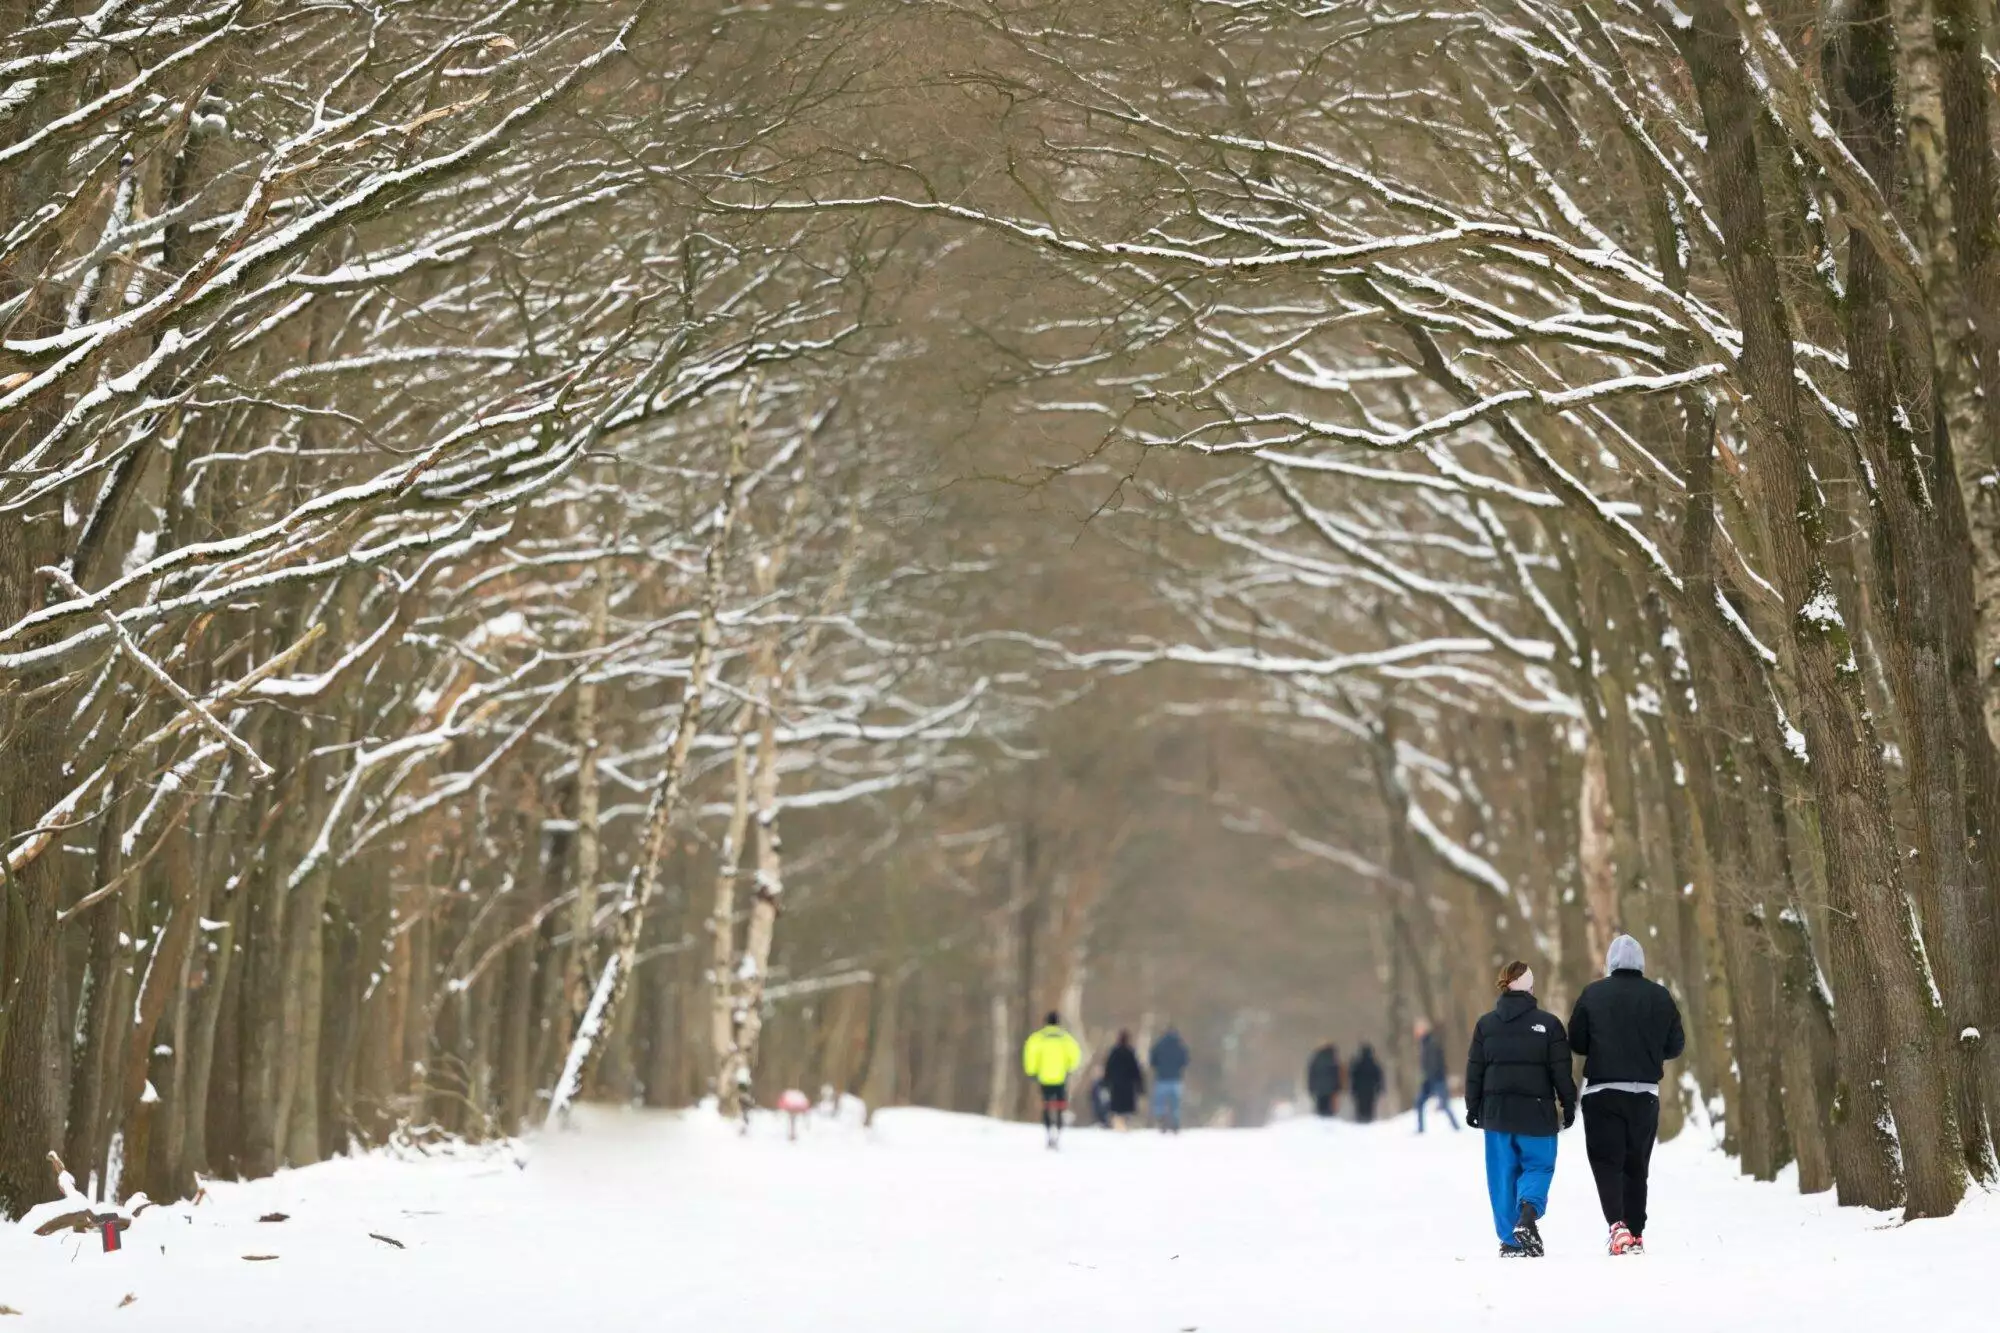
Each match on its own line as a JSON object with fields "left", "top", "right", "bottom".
{"left": 720, "top": 703, "right": 785, "bottom": 1119}
{"left": 708, "top": 722, "right": 754, "bottom": 1110}
{"left": 546, "top": 407, "right": 751, "bottom": 1128}
{"left": 1577, "top": 735, "right": 1617, "bottom": 971}
{"left": 562, "top": 566, "right": 610, "bottom": 1044}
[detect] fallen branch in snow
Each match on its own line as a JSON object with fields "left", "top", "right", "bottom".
{"left": 21, "top": 1153, "right": 151, "bottom": 1237}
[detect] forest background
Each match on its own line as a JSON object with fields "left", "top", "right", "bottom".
{"left": 6, "top": 0, "right": 2000, "bottom": 1226}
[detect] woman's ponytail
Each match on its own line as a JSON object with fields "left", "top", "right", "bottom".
{"left": 1495, "top": 960, "right": 1531, "bottom": 994}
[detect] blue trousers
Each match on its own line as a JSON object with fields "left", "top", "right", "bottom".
{"left": 1152, "top": 1079, "right": 1184, "bottom": 1125}
{"left": 1416, "top": 1076, "right": 1458, "bottom": 1132}
{"left": 1484, "top": 1130, "right": 1558, "bottom": 1244}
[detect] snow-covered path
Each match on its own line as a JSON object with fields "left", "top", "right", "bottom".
{"left": 3, "top": 1107, "right": 1987, "bottom": 1330}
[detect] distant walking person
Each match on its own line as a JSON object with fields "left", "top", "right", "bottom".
{"left": 1414, "top": 1018, "right": 1459, "bottom": 1133}
{"left": 1466, "top": 961, "right": 1576, "bottom": 1258}
{"left": 1348, "top": 1044, "right": 1384, "bottom": 1123}
{"left": 1569, "top": 934, "right": 1685, "bottom": 1256}
{"left": 1089, "top": 1065, "right": 1113, "bottom": 1129}
{"left": 1307, "top": 1042, "right": 1343, "bottom": 1117}
{"left": 1149, "top": 1027, "right": 1191, "bottom": 1133}
{"left": 1022, "top": 1012, "right": 1083, "bottom": 1149}
{"left": 1103, "top": 1030, "right": 1146, "bottom": 1131}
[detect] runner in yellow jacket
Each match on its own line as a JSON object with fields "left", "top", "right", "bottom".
{"left": 1022, "top": 1012, "right": 1083, "bottom": 1148}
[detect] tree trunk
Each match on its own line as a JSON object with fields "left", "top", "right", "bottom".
{"left": 0, "top": 50, "right": 78, "bottom": 1220}
{"left": 716, "top": 427, "right": 823, "bottom": 1116}
{"left": 547, "top": 417, "right": 748, "bottom": 1124}
{"left": 561, "top": 564, "right": 609, "bottom": 1038}
{"left": 1768, "top": 893, "right": 1838, "bottom": 1195}
{"left": 985, "top": 888, "right": 1020, "bottom": 1119}
{"left": 1934, "top": 0, "right": 2000, "bottom": 764}
{"left": 113, "top": 825, "right": 199, "bottom": 1199}
{"left": 238, "top": 736, "right": 301, "bottom": 1179}
{"left": 858, "top": 974, "right": 902, "bottom": 1116}
{"left": 158, "top": 822, "right": 216, "bottom": 1201}
{"left": 1675, "top": 0, "right": 1962, "bottom": 1214}
{"left": 1828, "top": 3, "right": 1996, "bottom": 1182}
{"left": 184, "top": 874, "right": 248, "bottom": 1182}
{"left": 64, "top": 771, "right": 130, "bottom": 1197}
{"left": 709, "top": 720, "right": 754, "bottom": 1110}
{"left": 1576, "top": 735, "right": 1618, "bottom": 969}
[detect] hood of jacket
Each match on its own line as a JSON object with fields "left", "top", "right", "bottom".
{"left": 1606, "top": 933, "right": 1646, "bottom": 974}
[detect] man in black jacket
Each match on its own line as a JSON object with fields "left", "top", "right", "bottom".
{"left": 1414, "top": 1018, "right": 1457, "bottom": 1132}
{"left": 1568, "top": 934, "right": 1686, "bottom": 1255}
{"left": 1149, "top": 1027, "right": 1190, "bottom": 1132}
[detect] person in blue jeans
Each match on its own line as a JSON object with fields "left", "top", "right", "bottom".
{"left": 1149, "top": 1026, "right": 1190, "bottom": 1133}
{"left": 1414, "top": 1018, "right": 1458, "bottom": 1132}
{"left": 1464, "top": 961, "right": 1576, "bottom": 1257}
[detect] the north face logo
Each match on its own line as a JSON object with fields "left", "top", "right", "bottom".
{"left": 1532, "top": 1024, "right": 1547, "bottom": 1033}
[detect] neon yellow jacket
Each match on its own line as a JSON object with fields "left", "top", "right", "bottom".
{"left": 1022, "top": 1025, "right": 1083, "bottom": 1085}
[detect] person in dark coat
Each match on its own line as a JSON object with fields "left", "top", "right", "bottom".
{"left": 1103, "top": 1030, "right": 1146, "bottom": 1131}
{"left": 1414, "top": 1018, "right": 1458, "bottom": 1133}
{"left": 1348, "top": 1044, "right": 1384, "bottom": 1123}
{"left": 1149, "top": 1027, "right": 1191, "bottom": 1132}
{"left": 1306, "top": 1043, "right": 1343, "bottom": 1117}
{"left": 1569, "top": 934, "right": 1685, "bottom": 1255}
{"left": 1088, "top": 1065, "right": 1113, "bottom": 1129}
{"left": 1466, "top": 961, "right": 1577, "bottom": 1258}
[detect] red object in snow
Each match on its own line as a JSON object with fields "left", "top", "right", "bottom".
{"left": 778, "top": 1088, "right": 812, "bottom": 1141}
{"left": 102, "top": 1219, "right": 123, "bottom": 1253}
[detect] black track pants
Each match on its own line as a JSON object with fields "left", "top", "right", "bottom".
{"left": 1581, "top": 1089, "right": 1659, "bottom": 1236}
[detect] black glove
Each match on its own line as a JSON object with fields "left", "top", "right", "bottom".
{"left": 1562, "top": 1106, "right": 1576, "bottom": 1130}
{"left": 1464, "top": 1108, "right": 1481, "bottom": 1129}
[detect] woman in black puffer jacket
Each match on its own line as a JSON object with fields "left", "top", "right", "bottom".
{"left": 1465, "top": 961, "right": 1576, "bottom": 1257}
{"left": 1102, "top": 1031, "right": 1146, "bottom": 1131}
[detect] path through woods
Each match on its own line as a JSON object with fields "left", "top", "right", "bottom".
{"left": 2, "top": 1108, "right": 1990, "bottom": 1331}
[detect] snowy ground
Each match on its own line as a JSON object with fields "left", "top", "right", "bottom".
{"left": 3, "top": 1105, "right": 1987, "bottom": 1331}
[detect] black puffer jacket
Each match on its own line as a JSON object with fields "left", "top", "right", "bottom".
{"left": 1568, "top": 969, "right": 1685, "bottom": 1086}
{"left": 1307, "top": 1045, "right": 1343, "bottom": 1098}
{"left": 1104, "top": 1042, "right": 1146, "bottom": 1115}
{"left": 1348, "top": 1047, "right": 1383, "bottom": 1104}
{"left": 1465, "top": 991, "right": 1576, "bottom": 1136}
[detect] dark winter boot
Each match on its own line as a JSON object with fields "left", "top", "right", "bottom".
{"left": 1498, "top": 1243, "right": 1530, "bottom": 1259}
{"left": 1512, "top": 1202, "right": 1544, "bottom": 1257}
